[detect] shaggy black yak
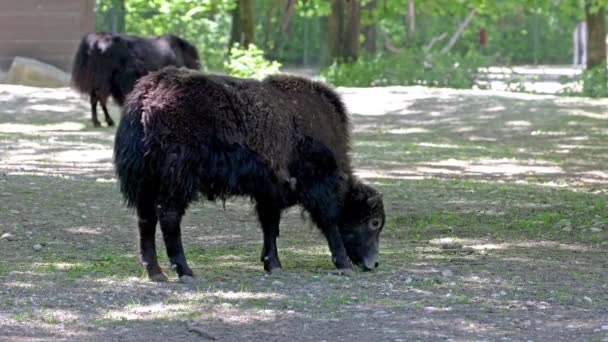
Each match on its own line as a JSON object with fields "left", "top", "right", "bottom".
{"left": 114, "top": 67, "right": 385, "bottom": 282}
{"left": 71, "top": 32, "right": 200, "bottom": 127}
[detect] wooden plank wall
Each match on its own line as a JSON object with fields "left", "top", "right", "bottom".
{"left": 0, "top": 0, "right": 95, "bottom": 71}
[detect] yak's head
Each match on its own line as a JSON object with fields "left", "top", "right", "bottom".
{"left": 338, "top": 181, "right": 385, "bottom": 271}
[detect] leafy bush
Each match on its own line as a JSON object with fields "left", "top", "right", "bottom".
{"left": 224, "top": 44, "right": 282, "bottom": 79}
{"left": 321, "top": 50, "right": 491, "bottom": 89}
{"left": 581, "top": 66, "right": 608, "bottom": 98}
{"left": 96, "top": 0, "right": 234, "bottom": 71}
{"left": 560, "top": 66, "right": 608, "bottom": 98}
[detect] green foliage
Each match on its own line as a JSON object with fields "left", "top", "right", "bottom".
{"left": 581, "top": 65, "right": 608, "bottom": 98}
{"left": 322, "top": 50, "right": 491, "bottom": 89}
{"left": 224, "top": 44, "right": 282, "bottom": 79}
{"left": 96, "top": 0, "right": 234, "bottom": 70}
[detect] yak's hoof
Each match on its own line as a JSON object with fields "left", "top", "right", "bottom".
{"left": 107, "top": 120, "right": 115, "bottom": 127}
{"left": 263, "top": 257, "right": 282, "bottom": 273}
{"left": 266, "top": 266, "right": 282, "bottom": 274}
{"left": 334, "top": 268, "right": 354, "bottom": 276}
{"left": 92, "top": 121, "right": 102, "bottom": 128}
{"left": 149, "top": 273, "right": 169, "bottom": 282}
{"left": 179, "top": 275, "right": 196, "bottom": 284}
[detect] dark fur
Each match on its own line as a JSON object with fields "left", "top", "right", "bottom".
{"left": 114, "top": 68, "right": 385, "bottom": 280}
{"left": 71, "top": 32, "right": 200, "bottom": 127}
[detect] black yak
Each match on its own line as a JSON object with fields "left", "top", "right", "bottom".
{"left": 71, "top": 32, "right": 200, "bottom": 127}
{"left": 114, "top": 67, "right": 385, "bottom": 282}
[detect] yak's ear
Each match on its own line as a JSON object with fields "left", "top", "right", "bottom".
{"left": 366, "top": 194, "right": 383, "bottom": 208}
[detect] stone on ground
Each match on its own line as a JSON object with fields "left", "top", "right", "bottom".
{"left": 4, "top": 57, "right": 69, "bottom": 88}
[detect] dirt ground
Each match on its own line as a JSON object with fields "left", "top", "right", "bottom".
{"left": 0, "top": 83, "right": 607, "bottom": 342}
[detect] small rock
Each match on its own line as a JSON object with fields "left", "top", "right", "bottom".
{"left": 601, "top": 325, "right": 608, "bottom": 330}
{"left": 271, "top": 280, "right": 284, "bottom": 287}
{"left": 373, "top": 310, "right": 388, "bottom": 317}
{"left": 590, "top": 227, "right": 602, "bottom": 233}
{"left": 441, "top": 270, "right": 453, "bottom": 277}
{"left": 98, "top": 327, "right": 107, "bottom": 332}
{"left": 404, "top": 277, "right": 413, "bottom": 284}
{"left": 461, "top": 247, "right": 475, "bottom": 255}
{"left": 1, "top": 233, "right": 16, "bottom": 241}
{"left": 562, "top": 227, "right": 572, "bottom": 232}
{"left": 583, "top": 296, "right": 593, "bottom": 303}
{"left": 500, "top": 290, "right": 507, "bottom": 296}
{"left": 33, "top": 244, "right": 43, "bottom": 251}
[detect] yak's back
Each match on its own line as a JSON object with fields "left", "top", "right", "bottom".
{"left": 129, "top": 68, "right": 352, "bottom": 177}
{"left": 264, "top": 74, "right": 348, "bottom": 124}
{"left": 263, "top": 74, "right": 352, "bottom": 173}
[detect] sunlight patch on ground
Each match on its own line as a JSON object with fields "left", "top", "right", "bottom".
{"left": 427, "top": 158, "right": 563, "bottom": 175}
{"left": 387, "top": 127, "right": 429, "bottom": 134}
{"left": 506, "top": 120, "right": 532, "bottom": 127}
{"left": 0, "top": 122, "right": 85, "bottom": 133}
{"left": 63, "top": 226, "right": 102, "bottom": 235}
{"left": 25, "top": 104, "right": 83, "bottom": 114}
{"left": 417, "top": 142, "right": 486, "bottom": 150}
{"left": 567, "top": 109, "right": 608, "bottom": 120}
{"left": 530, "top": 130, "right": 568, "bottom": 136}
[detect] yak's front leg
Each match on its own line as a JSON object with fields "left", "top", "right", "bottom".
{"left": 323, "top": 224, "right": 353, "bottom": 273}
{"left": 256, "top": 202, "right": 282, "bottom": 273}
{"left": 156, "top": 204, "right": 194, "bottom": 283}
{"left": 301, "top": 180, "right": 353, "bottom": 273}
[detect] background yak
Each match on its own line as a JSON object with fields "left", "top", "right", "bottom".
{"left": 71, "top": 32, "right": 200, "bottom": 127}
{"left": 114, "top": 67, "right": 385, "bottom": 282}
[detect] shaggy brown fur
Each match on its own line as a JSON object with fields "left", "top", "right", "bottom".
{"left": 138, "top": 68, "right": 352, "bottom": 183}
{"left": 114, "top": 67, "right": 385, "bottom": 279}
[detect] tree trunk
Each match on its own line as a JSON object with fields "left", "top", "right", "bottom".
{"left": 362, "top": 0, "right": 377, "bottom": 55}
{"left": 320, "top": 16, "right": 331, "bottom": 67}
{"left": 584, "top": 1, "right": 606, "bottom": 95}
{"left": 329, "top": 0, "right": 361, "bottom": 62}
{"left": 274, "top": 0, "right": 297, "bottom": 56}
{"left": 343, "top": 0, "right": 361, "bottom": 60}
{"left": 263, "top": 0, "right": 282, "bottom": 50}
{"left": 585, "top": 2, "right": 606, "bottom": 69}
{"left": 329, "top": 0, "right": 346, "bottom": 61}
{"left": 240, "top": 0, "right": 255, "bottom": 47}
{"left": 407, "top": 0, "right": 416, "bottom": 35}
{"left": 114, "top": 0, "right": 126, "bottom": 32}
{"left": 229, "top": 2, "right": 242, "bottom": 48}
{"left": 404, "top": 0, "right": 416, "bottom": 45}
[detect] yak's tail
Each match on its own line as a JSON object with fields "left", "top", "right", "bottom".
{"left": 114, "top": 95, "right": 147, "bottom": 208}
{"left": 71, "top": 34, "right": 96, "bottom": 95}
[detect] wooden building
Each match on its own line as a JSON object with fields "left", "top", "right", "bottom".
{"left": 0, "top": 0, "right": 95, "bottom": 71}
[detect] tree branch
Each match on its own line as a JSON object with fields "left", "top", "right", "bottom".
{"left": 441, "top": 8, "right": 477, "bottom": 53}
{"left": 423, "top": 32, "right": 447, "bottom": 53}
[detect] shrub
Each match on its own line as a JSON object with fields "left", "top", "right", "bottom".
{"left": 321, "top": 50, "right": 491, "bottom": 89}
{"left": 224, "top": 44, "right": 282, "bottom": 79}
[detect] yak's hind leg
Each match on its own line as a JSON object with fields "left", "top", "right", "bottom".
{"left": 99, "top": 96, "right": 114, "bottom": 127}
{"left": 256, "top": 201, "right": 282, "bottom": 272}
{"left": 156, "top": 203, "right": 194, "bottom": 282}
{"left": 137, "top": 193, "right": 167, "bottom": 282}
{"left": 89, "top": 92, "right": 101, "bottom": 127}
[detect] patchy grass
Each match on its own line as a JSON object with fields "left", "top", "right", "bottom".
{"left": 0, "top": 85, "right": 607, "bottom": 341}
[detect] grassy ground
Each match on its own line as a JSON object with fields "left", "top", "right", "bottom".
{"left": 0, "top": 84, "right": 607, "bottom": 341}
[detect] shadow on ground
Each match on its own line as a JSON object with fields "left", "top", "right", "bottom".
{"left": 1, "top": 85, "right": 607, "bottom": 341}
